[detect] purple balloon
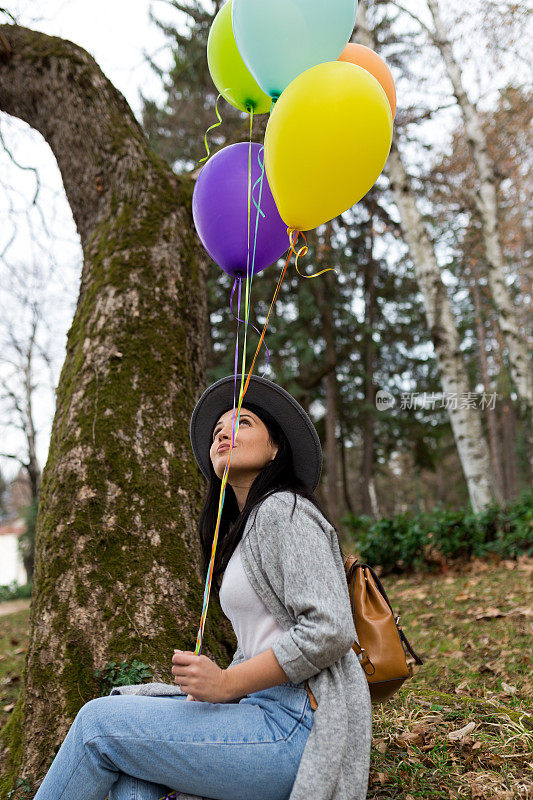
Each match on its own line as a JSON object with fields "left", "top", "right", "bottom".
{"left": 192, "top": 142, "right": 289, "bottom": 278}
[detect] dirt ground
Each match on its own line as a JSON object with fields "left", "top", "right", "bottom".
{"left": 0, "top": 599, "right": 31, "bottom": 618}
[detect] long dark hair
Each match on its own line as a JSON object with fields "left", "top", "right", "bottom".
{"left": 198, "top": 400, "right": 340, "bottom": 593}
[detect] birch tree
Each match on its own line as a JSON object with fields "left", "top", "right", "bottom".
{"left": 0, "top": 23, "right": 235, "bottom": 797}
{"left": 426, "top": 86, "right": 533, "bottom": 497}
{"left": 356, "top": 2, "right": 501, "bottom": 511}
{"left": 390, "top": 0, "right": 532, "bottom": 411}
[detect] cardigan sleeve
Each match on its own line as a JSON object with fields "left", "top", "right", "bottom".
{"left": 255, "top": 493, "right": 356, "bottom": 685}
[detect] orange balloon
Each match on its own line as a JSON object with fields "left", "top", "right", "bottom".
{"left": 338, "top": 43, "right": 396, "bottom": 118}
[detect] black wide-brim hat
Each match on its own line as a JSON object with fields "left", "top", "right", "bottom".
{"left": 189, "top": 374, "right": 322, "bottom": 493}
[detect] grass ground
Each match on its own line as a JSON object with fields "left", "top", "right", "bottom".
{"left": 1, "top": 555, "right": 531, "bottom": 799}
{"left": 366, "top": 554, "right": 532, "bottom": 799}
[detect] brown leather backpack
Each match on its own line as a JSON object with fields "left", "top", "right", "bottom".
{"left": 344, "top": 554, "right": 424, "bottom": 704}
{"left": 305, "top": 554, "right": 424, "bottom": 710}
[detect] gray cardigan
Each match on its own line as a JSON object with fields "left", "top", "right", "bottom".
{"left": 110, "top": 490, "right": 372, "bottom": 799}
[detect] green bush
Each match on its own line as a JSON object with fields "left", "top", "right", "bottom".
{"left": 475, "top": 490, "right": 533, "bottom": 558}
{"left": 342, "top": 489, "right": 533, "bottom": 573}
{"left": 0, "top": 581, "right": 33, "bottom": 603}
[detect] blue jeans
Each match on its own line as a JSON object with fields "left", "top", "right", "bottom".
{"left": 33, "top": 682, "right": 315, "bottom": 800}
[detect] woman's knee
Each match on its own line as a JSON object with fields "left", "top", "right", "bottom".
{"left": 78, "top": 695, "right": 113, "bottom": 716}
{"left": 76, "top": 695, "right": 114, "bottom": 741}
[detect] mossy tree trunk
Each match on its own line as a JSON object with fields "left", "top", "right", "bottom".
{"left": 0, "top": 24, "right": 236, "bottom": 797}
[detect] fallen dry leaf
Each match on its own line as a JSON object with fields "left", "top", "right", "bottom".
{"left": 506, "top": 606, "right": 533, "bottom": 618}
{"left": 474, "top": 607, "right": 506, "bottom": 620}
{"left": 447, "top": 721, "right": 476, "bottom": 741}
{"left": 500, "top": 682, "right": 517, "bottom": 695}
{"left": 395, "top": 723, "right": 435, "bottom": 750}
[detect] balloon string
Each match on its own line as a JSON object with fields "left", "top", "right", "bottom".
{"left": 251, "top": 146, "right": 265, "bottom": 219}
{"left": 213, "top": 245, "right": 295, "bottom": 528}
{"left": 231, "top": 107, "right": 254, "bottom": 417}
{"left": 241, "top": 120, "right": 270, "bottom": 377}
{"left": 197, "top": 92, "right": 225, "bottom": 166}
{"left": 241, "top": 244, "right": 293, "bottom": 388}
{"left": 230, "top": 279, "right": 270, "bottom": 376}
{"left": 288, "top": 228, "right": 339, "bottom": 278}
{"left": 192, "top": 240, "right": 291, "bottom": 662}
{"left": 192, "top": 106, "right": 257, "bottom": 660}
{"left": 250, "top": 98, "right": 273, "bottom": 217}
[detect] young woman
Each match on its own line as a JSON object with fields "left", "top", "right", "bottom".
{"left": 33, "top": 374, "right": 372, "bottom": 800}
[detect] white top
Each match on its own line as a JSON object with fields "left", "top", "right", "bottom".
{"left": 219, "top": 538, "right": 285, "bottom": 660}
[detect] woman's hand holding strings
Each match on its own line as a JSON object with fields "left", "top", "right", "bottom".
{"left": 171, "top": 649, "right": 230, "bottom": 703}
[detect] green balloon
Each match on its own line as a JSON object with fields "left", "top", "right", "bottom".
{"left": 207, "top": 0, "right": 272, "bottom": 114}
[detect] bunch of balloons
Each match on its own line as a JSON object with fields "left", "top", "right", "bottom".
{"left": 193, "top": 0, "right": 396, "bottom": 277}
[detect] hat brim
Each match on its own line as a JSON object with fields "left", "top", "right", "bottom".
{"left": 189, "top": 374, "right": 322, "bottom": 493}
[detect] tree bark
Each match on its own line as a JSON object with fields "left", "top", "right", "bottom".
{"left": 368, "top": 476, "right": 380, "bottom": 517}
{"left": 492, "top": 315, "right": 522, "bottom": 501}
{"left": 24, "top": 318, "right": 42, "bottom": 503}
{"left": 500, "top": 396, "right": 518, "bottom": 500}
{"left": 360, "top": 212, "right": 378, "bottom": 516}
{"left": 0, "top": 24, "right": 232, "bottom": 796}
{"left": 356, "top": 3, "right": 498, "bottom": 513}
{"left": 469, "top": 261, "right": 505, "bottom": 503}
{"left": 424, "top": 0, "right": 532, "bottom": 411}
{"left": 339, "top": 423, "right": 355, "bottom": 515}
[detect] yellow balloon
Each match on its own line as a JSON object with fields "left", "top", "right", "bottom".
{"left": 264, "top": 61, "right": 393, "bottom": 231}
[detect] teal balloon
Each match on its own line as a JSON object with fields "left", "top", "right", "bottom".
{"left": 232, "top": 0, "right": 358, "bottom": 99}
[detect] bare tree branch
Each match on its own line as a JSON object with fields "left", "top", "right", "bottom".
{"left": 0, "top": 120, "right": 41, "bottom": 205}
